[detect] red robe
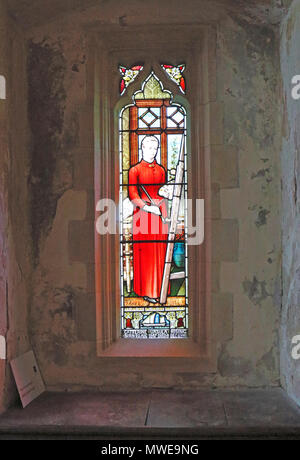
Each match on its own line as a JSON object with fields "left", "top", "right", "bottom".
{"left": 128, "top": 160, "right": 169, "bottom": 299}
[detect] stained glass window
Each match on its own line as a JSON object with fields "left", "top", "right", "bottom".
{"left": 119, "top": 72, "right": 188, "bottom": 339}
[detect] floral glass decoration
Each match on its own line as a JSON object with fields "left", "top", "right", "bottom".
{"left": 119, "top": 65, "right": 144, "bottom": 95}
{"left": 161, "top": 64, "right": 186, "bottom": 94}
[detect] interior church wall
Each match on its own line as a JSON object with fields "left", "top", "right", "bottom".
{"left": 22, "top": 0, "right": 283, "bottom": 391}
{"left": 279, "top": 0, "right": 300, "bottom": 406}
{"left": 0, "top": 0, "right": 32, "bottom": 413}
{"left": 216, "top": 13, "right": 282, "bottom": 388}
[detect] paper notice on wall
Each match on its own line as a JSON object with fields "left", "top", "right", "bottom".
{"left": 10, "top": 350, "right": 45, "bottom": 408}
{"left": 0, "top": 335, "right": 5, "bottom": 360}
{"left": 0, "top": 75, "right": 6, "bottom": 100}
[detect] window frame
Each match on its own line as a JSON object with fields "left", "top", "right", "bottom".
{"left": 91, "top": 24, "right": 218, "bottom": 370}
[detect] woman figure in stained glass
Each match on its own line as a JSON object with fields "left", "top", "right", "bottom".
{"left": 128, "top": 135, "right": 171, "bottom": 303}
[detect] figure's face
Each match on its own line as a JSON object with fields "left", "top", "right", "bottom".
{"left": 142, "top": 138, "right": 159, "bottom": 163}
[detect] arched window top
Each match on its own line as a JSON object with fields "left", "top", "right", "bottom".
{"left": 133, "top": 72, "right": 172, "bottom": 101}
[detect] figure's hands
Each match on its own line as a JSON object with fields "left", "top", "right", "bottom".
{"left": 159, "top": 184, "right": 174, "bottom": 200}
{"left": 143, "top": 205, "right": 161, "bottom": 216}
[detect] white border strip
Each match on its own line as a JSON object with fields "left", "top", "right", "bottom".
{"left": 0, "top": 335, "right": 6, "bottom": 359}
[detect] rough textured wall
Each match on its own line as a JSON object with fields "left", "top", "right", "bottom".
{"left": 0, "top": 0, "right": 31, "bottom": 413}
{"left": 280, "top": 0, "right": 300, "bottom": 405}
{"left": 5, "top": 0, "right": 294, "bottom": 29}
{"left": 216, "top": 15, "right": 282, "bottom": 387}
{"left": 26, "top": 0, "right": 282, "bottom": 391}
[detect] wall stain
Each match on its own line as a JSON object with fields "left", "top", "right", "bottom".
{"left": 28, "top": 39, "right": 69, "bottom": 264}
{"left": 51, "top": 286, "right": 75, "bottom": 319}
{"left": 258, "top": 347, "right": 276, "bottom": 372}
{"left": 41, "top": 336, "right": 69, "bottom": 367}
{"left": 243, "top": 276, "right": 270, "bottom": 306}
{"left": 251, "top": 168, "right": 270, "bottom": 179}
{"left": 218, "top": 347, "right": 252, "bottom": 378}
{"left": 255, "top": 207, "right": 270, "bottom": 227}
